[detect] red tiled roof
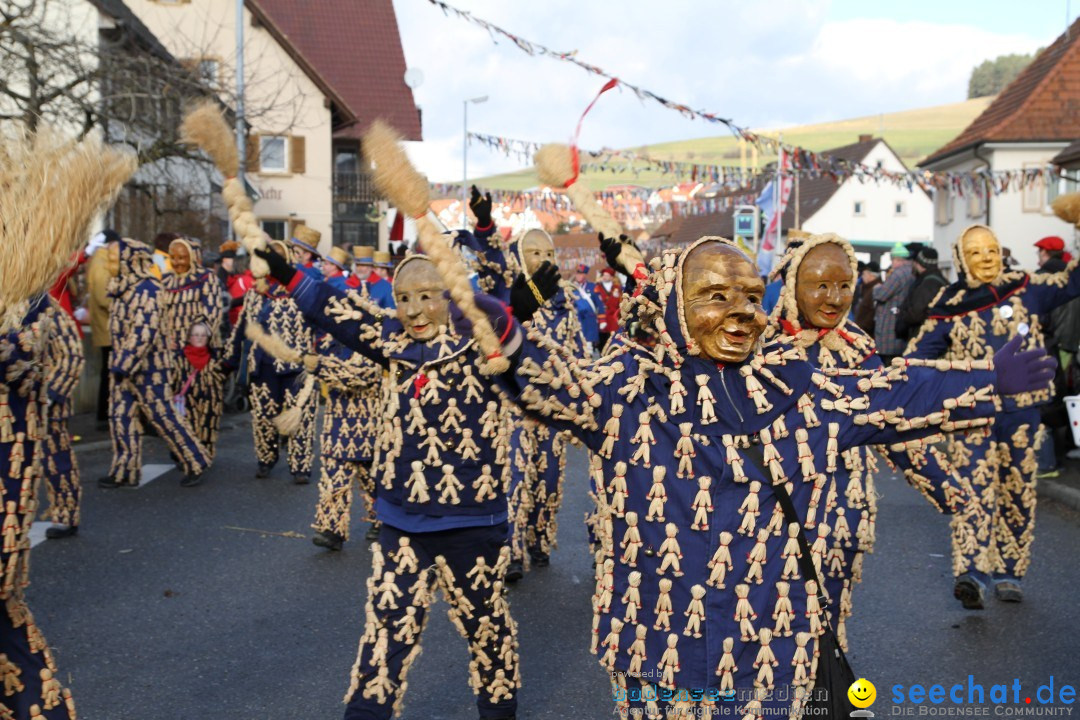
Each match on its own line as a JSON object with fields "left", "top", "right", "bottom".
{"left": 250, "top": 0, "right": 421, "bottom": 141}
{"left": 922, "top": 17, "right": 1080, "bottom": 167}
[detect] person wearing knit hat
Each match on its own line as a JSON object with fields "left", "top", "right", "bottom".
{"left": 896, "top": 246, "right": 947, "bottom": 342}
{"left": 290, "top": 225, "right": 323, "bottom": 281}
{"left": 352, "top": 244, "right": 395, "bottom": 309}
{"left": 321, "top": 246, "right": 351, "bottom": 291}
{"left": 871, "top": 241, "right": 915, "bottom": 363}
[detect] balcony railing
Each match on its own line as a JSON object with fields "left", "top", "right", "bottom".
{"left": 333, "top": 172, "right": 377, "bottom": 203}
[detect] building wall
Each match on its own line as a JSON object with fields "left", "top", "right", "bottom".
{"left": 929, "top": 144, "right": 1075, "bottom": 274}
{"left": 126, "top": 0, "right": 334, "bottom": 250}
{"left": 802, "top": 142, "right": 933, "bottom": 251}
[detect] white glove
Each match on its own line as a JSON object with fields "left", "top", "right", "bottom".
{"left": 86, "top": 232, "right": 108, "bottom": 257}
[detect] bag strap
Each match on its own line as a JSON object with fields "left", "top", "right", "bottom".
{"left": 743, "top": 439, "right": 831, "bottom": 613}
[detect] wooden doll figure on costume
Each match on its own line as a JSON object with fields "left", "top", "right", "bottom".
{"left": 173, "top": 322, "right": 226, "bottom": 461}
{"left": 467, "top": 235, "right": 1050, "bottom": 719}
{"left": 765, "top": 233, "right": 990, "bottom": 618}
{"left": 251, "top": 220, "right": 554, "bottom": 720}
{"left": 906, "top": 224, "right": 1080, "bottom": 607}
{"left": 102, "top": 237, "right": 212, "bottom": 489}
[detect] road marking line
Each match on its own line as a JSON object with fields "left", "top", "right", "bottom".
{"left": 29, "top": 522, "right": 49, "bottom": 549}
{"left": 140, "top": 463, "right": 174, "bottom": 487}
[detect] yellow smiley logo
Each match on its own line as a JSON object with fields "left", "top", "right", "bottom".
{"left": 848, "top": 678, "right": 876, "bottom": 708}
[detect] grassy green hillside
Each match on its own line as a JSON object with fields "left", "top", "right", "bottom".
{"left": 467, "top": 96, "right": 992, "bottom": 192}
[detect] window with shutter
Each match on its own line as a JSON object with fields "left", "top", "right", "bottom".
{"left": 259, "top": 136, "right": 287, "bottom": 173}
{"left": 289, "top": 136, "right": 306, "bottom": 174}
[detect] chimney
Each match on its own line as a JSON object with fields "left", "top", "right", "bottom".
{"left": 858, "top": 134, "right": 873, "bottom": 143}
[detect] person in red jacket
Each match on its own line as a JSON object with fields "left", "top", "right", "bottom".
{"left": 219, "top": 241, "right": 254, "bottom": 329}
{"left": 592, "top": 267, "right": 623, "bottom": 348}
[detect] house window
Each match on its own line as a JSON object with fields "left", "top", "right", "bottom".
{"left": 261, "top": 220, "right": 286, "bottom": 240}
{"left": 259, "top": 136, "right": 287, "bottom": 173}
{"left": 197, "top": 59, "right": 220, "bottom": 88}
{"left": 967, "top": 186, "right": 987, "bottom": 218}
{"left": 853, "top": 201, "right": 865, "bottom": 217}
{"left": 875, "top": 160, "right": 884, "bottom": 170}
{"left": 894, "top": 201, "right": 906, "bottom": 216}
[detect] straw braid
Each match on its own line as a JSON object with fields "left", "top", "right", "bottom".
{"left": 180, "top": 102, "right": 269, "bottom": 278}
{"left": 362, "top": 120, "right": 509, "bottom": 374}
{"left": 535, "top": 143, "right": 623, "bottom": 239}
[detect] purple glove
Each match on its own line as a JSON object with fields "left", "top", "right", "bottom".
{"left": 993, "top": 334, "right": 1057, "bottom": 395}
{"left": 448, "top": 292, "right": 515, "bottom": 342}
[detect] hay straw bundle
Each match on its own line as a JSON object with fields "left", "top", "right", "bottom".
{"left": 245, "top": 323, "right": 303, "bottom": 365}
{"left": 180, "top": 101, "right": 268, "bottom": 278}
{"left": 535, "top": 143, "right": 623, "bottom": 239}
{"left": 1052, "top": 192, "right": 1080, "bottom": 228}
{"left": 0, "top": 127, "right": 137, "bottom": 331}
{"left": 362, "top": 120, "right": 509, "bottom": 374}
{"left": 274, "top": 374, "right": 316, "bottom": 436}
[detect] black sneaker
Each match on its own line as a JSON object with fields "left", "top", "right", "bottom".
{"left": 953, "top": 573, "right": 986, "bottom": 610}
{"left": 504, "top": 561, "right": 524, "bottom": 583}
{"left": 364, "top": 522, "right": 381, "bottom": 542}
{"left": 292, "top": 473, "right": 310, "bottom": 485}
{"left": 180, "top": 472, "right": 205, "bottom": 488}
{"left": 45, "top": 525, "right": 78, "bottom": 539}
{"left": 255, "top": 463, "right": 273, "bottom": 479}
{"left": 97, "top": 476, "right": 133, "bottom": 489}
{"left": 312, "top": 530, "right": 344, "bottom": 551}
{"left": 529, "top": 549, "right": 550, "bottom": 568}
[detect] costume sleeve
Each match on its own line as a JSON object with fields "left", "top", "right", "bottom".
{"left": 885, "top": 445, "right": 972, "bottom": 515}
{"left": 110, "top": 283, "right": 159, "bottom": 376}
{"left": 903, "top": 316, "right": 951, "bottom": 359}
{"left": 456, "top": 224, "right": 510, "bottom": 301}
{"left": 287, "top": 272, "right": 388, "bottom": 367}
{"left": 223, "top": 290, "right": 254, "bottom": 369}
{"left": 45, "top": 303, "right": 85, "bottom": 404}
{"left": 824, "top": 360, "right": 997, "bottom": 451}
{"left": 1026, "top": 258, "right": 1080, "bottom": 315}
{"left": 494, "top": 323, "right": 623, "bottom": 450}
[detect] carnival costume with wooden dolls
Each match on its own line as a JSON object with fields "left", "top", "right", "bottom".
{"left": 472, "top": 234, "right": 1048, "bottom": 718}
{"left": 764, "top": 233, "right": 989, "bottom": 615}
{"left": 226, "top": 241, "right": 317, "bottom": 483}
{"left": 41, "top": 299, "right": 86, "bottom": 538}
{"left": 172, "top": 323, "right": 226, "bottom": 460}
{"left": 161, "top": 236, "right": 227, "bottom": 353}
{"left": 256, "top": 236, "right": 525, "bottom": 720}
{"left": 0, "top": 128, "right": 137, "bottom": 718}
{"left": 308, "top": 332, "right": 383, "bottom": 551}
{"left": 104, "top": 237, "right": 211, "bottom": 488}
{"left": 906, "top": 223, "right": 1080, "bottom": 605}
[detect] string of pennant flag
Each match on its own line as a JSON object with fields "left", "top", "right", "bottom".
{"left": 466, "top": 130, "right": 1063, "bottom": 196}
{"left": 429, "top": 0, "right": 1065, "bottom": 195}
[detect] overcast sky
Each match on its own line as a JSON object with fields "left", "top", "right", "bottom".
{"left": 391, "top": 0, "right": 1075, "bottom": 183}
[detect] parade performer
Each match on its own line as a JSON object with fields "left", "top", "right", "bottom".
{"left": 906, "top": 222, "right": 1080, "bottom": 605}
{"left": 304, "top": 332, "right": 382, "bottom": 551}
{"left": 322, "top": 247, "right": 353, "bottom": 291}
{"left": 458, "top": 233, "right": 1048, "bottom": 718}
{"left": 765, "top": 232, "right": 989, "bottom": 614}
{"left": 219, "top": 241, "right": 254, "bottom": 329}
{"left": 162, "top": 236, "right": 227, "bottom": 353}
{"left": 252, "top": 120, "right": 544, "bottom": 720}
{"left": 227, "top": 240, "right": 317, "bottom": 483}
{"left": 352, "top": 246, "right": 396, "bottom": 309}
{"left": 291, "top": 226, "right": 324, "bottom": 280}
{"left": 593, "top": 268, "right": 623, "bottom": 348}
{"left": 0, "top": 126, "right": 137, "bottom": 718}
{"left": 102, "top": 236, "right": 212, "bottom": 488}
{"left": 172, "top": 322, "right": 226, "bottom": 460}
{"left": 42, "top": 298, "right": 86, "bottom": 539}
{"left": 572, "top": 263, "right": 602, "bottom": 352}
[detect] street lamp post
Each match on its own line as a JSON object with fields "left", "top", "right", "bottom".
{"left": 463, "top": 95, "right": 489, "bottom": 228}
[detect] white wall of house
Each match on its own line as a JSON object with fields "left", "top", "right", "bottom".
{"left": 802, "top": 141, "right": 933, "bottom": 251}
{"left": 126, "top": 0, "right": 334, "bottom": 250}
{"left": 928, "top": 143, "right": 1075, "bottom": 274}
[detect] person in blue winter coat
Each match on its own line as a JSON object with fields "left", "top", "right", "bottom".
{"left": 321, "top": 247, "right": 353, "bottom": 292}
{"left": 252, "top": 222, "right": 561, "bottom": 720}
{"left": 102, "top": 237, "right": 212, "bottom": 488}
{"left": 764, "top": 232, "right": 990, "bottom": 618}
{"left": 905, "top": 223, "right": 1080, "bottom": 607}
{"left": 572, "top": 263, "right": 602, "bottom": 351}
{"left": 456, "top": 234, "right": 1050, "bottom": 719}
{"left": 226, "top": 240, "right": 317, "bottom": 484}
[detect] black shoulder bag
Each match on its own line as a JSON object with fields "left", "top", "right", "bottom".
{"left": 744, "top": 441, "right": 857, "bottom": 718}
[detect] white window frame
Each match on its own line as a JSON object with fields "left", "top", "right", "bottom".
{"left": 259, "top": 135, "right": 288, "bottom": 174}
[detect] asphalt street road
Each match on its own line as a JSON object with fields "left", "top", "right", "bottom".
{"left": 25, "top": 418, "right": 1080, "bottom": 720}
